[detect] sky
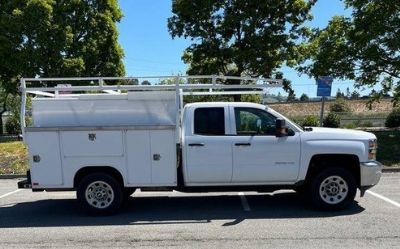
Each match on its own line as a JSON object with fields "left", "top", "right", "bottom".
{"left": 117, "top": 0, "right": 376, "bottom": 98}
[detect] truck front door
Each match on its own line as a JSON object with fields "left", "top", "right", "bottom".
{"left": 183, "top": 106, "right": 233, "bottom": 184}
{"left": 230, "top": 107, "right": 301, "bottom": 183}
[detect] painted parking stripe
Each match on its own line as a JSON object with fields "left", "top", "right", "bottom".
{"left": 238, "top": 192, "right": 251, "bottom": 211}
{"left": 0, "top": 189, "right": 22, "bottom": 199}
{"left": 367, "top": 190, "right": 400, "bottom": 208}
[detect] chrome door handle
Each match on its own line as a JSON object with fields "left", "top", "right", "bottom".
{"left": 235, "top": 143, "right": 251, "bottom": 146}
{"left": 188, "top": 143, "right": 205, "bottom": 147}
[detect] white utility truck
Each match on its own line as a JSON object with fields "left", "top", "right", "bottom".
{"left": 17, "top": 76, "right": 382, "bottom": 215}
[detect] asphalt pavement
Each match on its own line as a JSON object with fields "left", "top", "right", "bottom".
{"left": 0, "top": 174, "right": 399, "bottom": 249}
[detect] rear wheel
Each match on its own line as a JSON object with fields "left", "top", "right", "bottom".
{"left": 308, "top": 168, "right": 357, "bottom": 210}
{"left": 77, "top": 173, "right": 123, "bottom": 215}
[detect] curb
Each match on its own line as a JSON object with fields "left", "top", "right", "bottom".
{"left": 382, "top": 167, "right": 400, "bottom": 173}
{"left": 0, "top": 174, "right": 26, "bottom": 179}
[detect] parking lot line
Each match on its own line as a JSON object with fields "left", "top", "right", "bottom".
{"left": 238, "top": 192, "right": 251, "bottom": 211}
{"left": 0, "top": 189, "right": 22, "bottom": 199}
{"left": 366, "top": 190, "right": 400, "bottom": 208}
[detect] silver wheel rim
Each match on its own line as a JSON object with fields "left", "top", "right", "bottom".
{"left": 319, "top": 175, "right": 348, "bottom": 205}
{"left": 85, "top": 181, "right": 114, "bottom": 209}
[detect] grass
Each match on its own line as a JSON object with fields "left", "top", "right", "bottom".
{"left": 373, "top": 131, "right": 400, "bottom": 167}
{"left": 0, "top": 141, "right": 28, "bottom": 175}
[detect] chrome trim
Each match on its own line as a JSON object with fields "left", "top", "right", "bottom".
{"left": 360, "top": 161, "right": 382, "bottom": 187}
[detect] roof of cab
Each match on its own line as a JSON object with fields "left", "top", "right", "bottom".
{"left": 185, "top": 102, "right": 267, "bottom": 109}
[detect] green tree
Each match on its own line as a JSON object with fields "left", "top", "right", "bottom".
{"left": 329, "top": 98, "right": 351, "bottom": 113}
{"left": 168, "top": 0, "right": 315, "bottom": 100}
{"left": 0, "top": 89, "right": 8, "bottom": 135}
{"left": 299, "top": 93, "right": 309, "bottom": 101}
{"left": 345, "top": 87, "right": 351, "bottom": 99}
{"left": 141, "top": 80, "right": 151, "bottom": 85}
{"left": 350, "top": 90, "right": 360, "bottom": 100}
{"left": 300, "top": 1, "right": 400, "bottom": 106}
{"left": 0, "top": 0, "right": 125, "bottom": 133}
{"left": 336, "top": 88, "right": 345, "bottom": 98}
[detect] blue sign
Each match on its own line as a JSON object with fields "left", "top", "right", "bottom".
{"left": 316, "top": 76, "right": 333, "bottom": 97}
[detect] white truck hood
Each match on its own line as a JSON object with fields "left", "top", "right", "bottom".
{"left": 301, "top": 127, "right": 376, "bottom": 141}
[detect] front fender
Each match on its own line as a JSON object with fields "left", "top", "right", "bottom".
{"left": 298, "top": 139, "right": 367, "bottom": 181}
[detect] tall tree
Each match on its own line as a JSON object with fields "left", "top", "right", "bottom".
{"left": 299, "top": 93, "right": 309, "bottom": 101}
{"left": 350, "top": 90, "right": 360, "bottom": 100}
{"left": 0, "top": 0, "right": 125, "bottom": 133}
{"left": 168, "top": 0, "right": 316, "bottom": 100}
{"left": 300, "top": 0, "right": 400, "bottom": 105}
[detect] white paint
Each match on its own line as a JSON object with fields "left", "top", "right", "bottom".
{"left": 0, "top": 189, "right": 22, "bottom": 199}
{"left": 367, "top": 190, "right": 400, "bottom": 208}
{"left": 238, "top": 192, "right": 251, "bottom": 211}
{"left": 22, "top": 78, "right": 381, "bottom": 192}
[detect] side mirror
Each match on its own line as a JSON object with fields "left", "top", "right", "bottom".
{"left": 275, "top": 119, "right": 288, "bottom": 137}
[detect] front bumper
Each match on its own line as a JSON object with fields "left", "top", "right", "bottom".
{"left": 360, "top": 161, "right": 382, "bottom": 187}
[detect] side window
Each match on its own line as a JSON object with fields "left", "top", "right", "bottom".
{"left": 234, "top": 107, "right": 277, "bottom": 135}
{"left": 194, "top": 107, "right": 225, "bottom": 135}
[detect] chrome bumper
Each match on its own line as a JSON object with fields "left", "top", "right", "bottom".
{"left": 360, "top": 161, "right": 382, "bottom": 187}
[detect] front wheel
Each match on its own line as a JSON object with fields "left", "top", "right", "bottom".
{"left": 77, "top": 173, "right": 123, "bottom": 215}
{"left": 308, "top": 168, "right": 357, "bottom": 211}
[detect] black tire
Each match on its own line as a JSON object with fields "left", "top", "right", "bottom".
{"left": 77, "top": 173, "right": 123, "bottom": 216}
{"left": 308, "top": 167, "right": 357, "bottom": 211}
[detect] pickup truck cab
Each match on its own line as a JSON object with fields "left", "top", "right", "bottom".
{"left": 18, "top": 76, "right": 382, "bottom": 215}
{"left": 183, "top": 102, "right": 381, "bottom": 203}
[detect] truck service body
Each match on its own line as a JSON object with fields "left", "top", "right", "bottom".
{"left": 17, "top": 76, "right": 382, "bottom": 214}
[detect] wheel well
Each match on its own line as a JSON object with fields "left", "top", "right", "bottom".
{"left": 305, "top": 154, "right": 360, "bottom": 187}
{"left": 74, "top": 166, "right": 124, "bottom": 188}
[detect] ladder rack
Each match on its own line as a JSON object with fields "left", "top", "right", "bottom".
{"left": 20, "top": 75, "right": 282, "bottom": 139}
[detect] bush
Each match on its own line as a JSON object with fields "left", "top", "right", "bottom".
{"left": 343, "top": 123, "right": 357, "bottom": 129}
{"left": 385, "top": 108, "right": 400, "bottom": 128}
{"left": 323, "top": 113, "right": 341, "bottom": 128}
{"left": 329, "top": 98, "right": 351, "bottom": 113}
{"left": 360, "top": 121, "right": 373, "bottom": 127}
{"left": 5, "top": 116, "right": 21, "bottom": 135}
{"left": 302, "top": 115, "right": 319, "bottom": 127}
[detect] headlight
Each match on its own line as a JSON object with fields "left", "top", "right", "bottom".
{"left": 368, "top": 139, "right": 377, "bottom": 160}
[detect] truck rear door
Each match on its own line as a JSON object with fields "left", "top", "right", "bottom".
{"left": 183, "top": 106, "right": 233, "bottom": 184}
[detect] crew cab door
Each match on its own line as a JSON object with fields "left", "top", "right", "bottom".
{"left": 230, "top": 106, "right": 301, "bottom": 183}
{"left": 183, "top": 106, "right": 233, "bottom": 184}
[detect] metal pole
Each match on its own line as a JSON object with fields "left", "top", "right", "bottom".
{"left": 175, "top": 76, "right": 181, "bottom": 143}
{"left": 210, "top": 75, "right": 216, "bottom": 93}
{"left": 319, "top": 96, "right": 325, "bottom": 127}
{"left": 20, "top": 78, "right": 27, "bottom": 141}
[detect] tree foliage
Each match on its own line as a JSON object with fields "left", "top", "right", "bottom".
{"left": 0, "top": 0, "right": 125, "bottom": 95}
{"left": 168, "top": 0, "right": 316, "bottom": 100}
{"left": 385, "top": 108, "right": 400, "bottom": 128}
{"left": 323, "top": 113, "right": 341, "bottom": 128}
{"left": 299, "top": 93, "right": 309, "bottom": 101}
{"left": 350, "top": 90, "right": 360, "bottom": 100}
{"left": 329, "top": 98, "right": 351, "bottom": 113}
{"left": 301, "top": 115, "right": 319, "bottom": 126}
{"left": 0, "top": 0, "right": 125, "bottom": 134}
{"left": 300, "top": 0, "right": 400, "bottom": 105}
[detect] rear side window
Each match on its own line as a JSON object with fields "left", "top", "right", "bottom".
{"left": 194, "top": 107, "right": 225, "bottom": 135}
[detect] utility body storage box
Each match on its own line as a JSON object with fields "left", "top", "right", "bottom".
{"left": 25, "top": 91, "right": 177, "bottom": 189}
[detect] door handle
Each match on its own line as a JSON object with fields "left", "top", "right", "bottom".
{"left": 235, "top": 143, "right": 251, "bottom": 146}
{"left": 188, "top": 143, "right": 205, "bottom": 147}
